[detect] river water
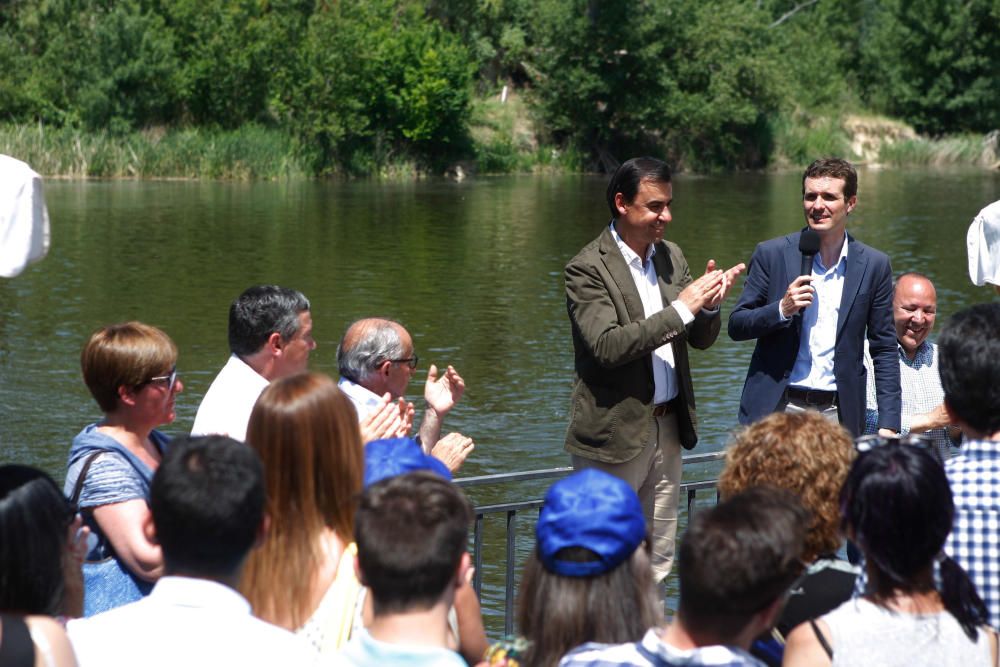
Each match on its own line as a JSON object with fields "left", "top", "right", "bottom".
{"left": 2, "top": 168, "right": 998, "bottom": 632}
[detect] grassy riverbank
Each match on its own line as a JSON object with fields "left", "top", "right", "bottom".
{"left": 2, "top": 106, "right": 997, "bottom": 180}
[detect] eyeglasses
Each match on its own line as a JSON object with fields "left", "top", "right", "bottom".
{"left": 144, "top": 366, "right": 178, "bottom": 392}
{"left": 854, "top": 433, "right": 941, "bottom": 463}
{"left": 389, "top": 355, "right": 419, "bottom": 370}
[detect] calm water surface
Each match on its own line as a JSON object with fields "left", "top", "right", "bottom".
{"left": 2, "top": 169, "right": 998, "bottom": 633}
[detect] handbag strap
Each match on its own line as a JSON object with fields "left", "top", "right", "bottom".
{"left": 69, "top": 451, "right": 104, "bottom": 508}
{"left": 809, "top": 619, "right": 833, "bottom": 659}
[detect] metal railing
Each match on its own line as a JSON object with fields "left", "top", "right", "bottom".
{"left": 454, "top": 451, "right": 724, "bottom": 636}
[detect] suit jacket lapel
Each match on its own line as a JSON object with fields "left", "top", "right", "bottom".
{"left": 837, "top": 235, "right": 867, "bottom": 338}
{"left": 784, "top": 234, "right": 803, "bottom": 335}
{"left": 652, "top": 241, "right": 679, "bottom": 304}
{"left": 599, "top": 226, "right": 646, "bottom": 323}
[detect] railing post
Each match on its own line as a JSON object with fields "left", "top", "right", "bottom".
{"left": 473, "top": 512, "right": 484, "bottom": 599}
{"left": 504, "top": 509, "right": 517, "bottom": 637}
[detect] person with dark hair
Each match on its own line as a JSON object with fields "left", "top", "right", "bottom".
{"left": 564, "top": 156, "right": 744, "bottom": 582}
{"left": 938, "top": 303, "right": 1000, "bottom": 629}
{"left": 192, "top": 285, "right": 315, "bottom": 442}
{"left": 65, "top": 322, "right": 184, "bottom": 615}
{"left": 0, "top": 465, "right": 83, "bottom": 667}
{"left": 337, "top": 317, "right": 473, "bottom": 471}
{"left": 729, "top": 157, "right": 900, "bottom": 439}
{"left": 561, "top": 487, "right": 808, "bottom": 667}
{"left": 486, "top": 469, "right": 660, "bottom": 667}
{"left": 67, "top": 435, "right": 317, "bottom": 667}
{"left": 718, "top": 412, "right": 857, "bottom": 665}
{"left": 338, "top": 471, "right": 474, "bottom": 667}
{"left": 784, "top": 443, "right": 998, "bottom": 666}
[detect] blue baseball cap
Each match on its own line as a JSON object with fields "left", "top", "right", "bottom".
{"left": 363, "top": 437, "right": 452, "bottom": 488}
{"left": 536, "top": 469, "right": 646, "bottom": 577}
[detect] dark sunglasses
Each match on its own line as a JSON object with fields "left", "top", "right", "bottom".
{"left": 389, "top": 355, "right": 419, "bottom": 370}
{"left": 143, "top": 366, "right": 178, "bottom": 392}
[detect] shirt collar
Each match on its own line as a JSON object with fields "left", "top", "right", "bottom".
{"left": 149, "top": 576, "right": 251, "bottom": 614}
{"left": 338, "top": 377, "right": 383, "bottom": 407}
{"left": 815, "top": 234, "right": 849, "bottom": 273}
{"left": 610, "top": 221, "right": 655, "bottom": 265}
{"left": 898, "top": 340, "right": 934, "bottom": 367}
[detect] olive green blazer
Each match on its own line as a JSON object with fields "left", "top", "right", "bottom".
{"left": 564, "top": 226, "right": 720, "bottom": 463}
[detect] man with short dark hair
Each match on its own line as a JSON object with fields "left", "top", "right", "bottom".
{"left": 338, "top": 471, "right": 473, "bottom": 667}
{"left": 68, "top": 435, "right": 316, "bottom": 667}
{"left": 939, "top": 303, "right": 1000, "bottom": 628}
{"left": 192, "top": 285, "right": 315, "bottom": 441}
{"left": 337, "top": 318, "right": 473, "bottom": 471}
{"left": 564, "top": 156, "right": 744, "bottom": 582}
{"left": 729, "top": 157, "right": 900, "bottom": 438}
{"left": 863, "top": 272, "right": 956, "bottom": 460}
{"left": 560, "top": 487, "right": 808, "bottom": 667}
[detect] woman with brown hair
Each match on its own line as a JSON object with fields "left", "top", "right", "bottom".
{"left": 718, "top": 411, "right": 857, "bottom": 665}
{"left": 64, "top": 322, "right": 183, "bottom": 616}
{"left": 240, "top": 372, "right": 363, "bottom": 654}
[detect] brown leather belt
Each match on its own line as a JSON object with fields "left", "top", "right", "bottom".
{"left": 652, "top": 402, "right": 675, "bottom": 417}
{"left": 785, "top": 387, "right": 838, "bottom": 408}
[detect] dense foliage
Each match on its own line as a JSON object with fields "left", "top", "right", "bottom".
{"left": 0, "top": 0, "right": 997, "bottom": 174}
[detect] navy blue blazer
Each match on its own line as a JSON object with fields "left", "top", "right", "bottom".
{"left": 727, "top": 230, "right": 900, "bottom": 436}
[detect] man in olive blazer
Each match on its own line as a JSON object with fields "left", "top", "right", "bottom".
{"left": 564, "top": 157, "right": 743, "bottom": 581}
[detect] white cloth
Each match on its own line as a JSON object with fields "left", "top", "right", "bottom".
{"left": 338, "top": 377, "right": 382, "bottom": 422}
{"left": 789, "top": 238, "right": 849, "bottom": 391}
{"left": 610, "top": 223, "right": 694, "bottom": 404}
{"left": 967, "top": 200, "right": 1000, "bottom": 287}
{"left": 67, "top": 577, "right": 317, "bottom": 667}
{"left": 0, "top": 154, "right": 50, "bottom": 278}
{"left": 822, "top": 597, "right": 992, "bottom": 667}
{"left": 191, "top": 355, "right": 269, "bottom": 442}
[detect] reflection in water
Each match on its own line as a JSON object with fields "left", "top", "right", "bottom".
{"left": 1, "top": 169, "right": 997, "bottom": 633}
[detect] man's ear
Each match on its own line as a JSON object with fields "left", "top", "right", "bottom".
{"left": 266, "top": 331, "right": 283, "bottom": 356}
{"left": 378, "top": 359, "right": 393, "bottom": 377}
{"left": 846, "top": 195, "right": 858, "bottom": 215}
{"left": 614, "top": 192, "right": 627, "bottom": 217}
{"left": 454, "top": 551, "right": 471, "bottom": 589}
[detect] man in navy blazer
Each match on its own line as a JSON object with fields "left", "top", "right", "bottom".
{"left": 728, "top": 158, "right": 900, "bottom": 437}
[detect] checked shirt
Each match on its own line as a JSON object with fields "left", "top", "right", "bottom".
{"left": 945, "top": 439, "right": 1000, "bottom": 629}
{"left": 864, "top": 341, "right": 953, "bottom": 461}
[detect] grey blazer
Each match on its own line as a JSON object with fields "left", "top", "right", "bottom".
{"left": 564, "top": 226, "right": 720, "bottom": 464}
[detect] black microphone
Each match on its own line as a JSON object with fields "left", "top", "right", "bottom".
{"left": 799, "top": 228, "right": 821, "bottom": 276}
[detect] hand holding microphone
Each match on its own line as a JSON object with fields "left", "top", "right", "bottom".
{"left": 781, "top": 229, "right": 821, "bottom": 318}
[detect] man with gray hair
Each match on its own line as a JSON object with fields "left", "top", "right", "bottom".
{"left": 337, "top": 318, "right": 473, "bottom": 471}
{"left": 192, "top": 285, "right": 315, "bottom": 442}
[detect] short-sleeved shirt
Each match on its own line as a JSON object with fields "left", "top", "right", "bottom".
{"left": 559, "top": 628, "right": 764, "bottom": 667}
{"left": 64, "top": 423, "right": 168, "bottom": 558}
{"left": 945, "top": 439, "right": 1000, "bottom": 628}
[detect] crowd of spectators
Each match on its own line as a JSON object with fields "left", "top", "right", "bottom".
{"left": 2, "top": 282, "right": 999, "bottom": 667}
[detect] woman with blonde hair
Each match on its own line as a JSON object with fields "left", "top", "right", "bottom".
{"left": 240, "top": 372, "right": 363, "bottom": 653}
{"left": 718, "top": 411, "right": 856, "bottom": 665}
{"left": 64, "top": 321, "right": 183, "bottom": 616}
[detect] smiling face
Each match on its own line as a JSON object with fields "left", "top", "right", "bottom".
{"left": 802, "top": 176, "right": 856, "bottom": 240}
{"left": 893, "top": 274, "right": 937, "bottom": 358}
{"left": 614, "top": 179, "right": 673, "bottom": 258}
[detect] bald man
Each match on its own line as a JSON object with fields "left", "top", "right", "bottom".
{"left": 337, "top": 318, "right": 473, "bottom": 471}
{"left": 863, "top": 272, "right": 958, "bottom": 459}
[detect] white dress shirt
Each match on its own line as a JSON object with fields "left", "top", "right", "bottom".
{"left": 68, "top": 577, "right": 317, "bottom": 667}
{"left": 191, "top": 354, "right": 270, "bottom": 442}
{"left": 789, "top": 237, "right": 849, "bottom": 391}
{"left": 338, "top": 377, "right": 382, "bottom": 422}
{"left": 610, "top": 224, "right": 694, "bottom": 404}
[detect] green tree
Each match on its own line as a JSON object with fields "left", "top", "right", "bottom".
{"left": 860, "top": 0, "right": 1000, "bottom": 135}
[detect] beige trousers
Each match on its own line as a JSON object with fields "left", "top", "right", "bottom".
{"left": 571, "top": 412, "right": 682, "bottom": 583}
